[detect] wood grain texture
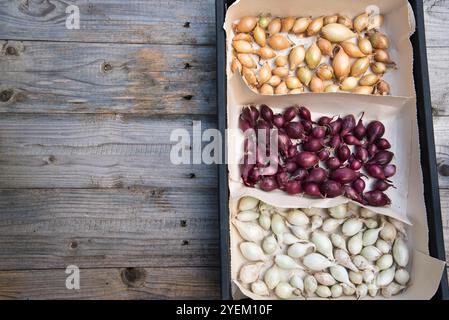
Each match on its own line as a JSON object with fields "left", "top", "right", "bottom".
{"left": 0, "top": 41, "right": 216, "bottom": 114}
{"left": 0, "top": 267, "right": 219, "bottom": 299}
{"left": 0, "top": 0, "right": 215, "bottom": 45}
{"left": 0, "top": 188, "right": 218, "bottom": 270}
{"left": 0, "top": 114, "right": 217, "bottom": 188}
{"left": 436, "top": 189, "right": 449, "bottom": 264}
{"left": 423, "top": 0, "right": 449, "bottom": 47}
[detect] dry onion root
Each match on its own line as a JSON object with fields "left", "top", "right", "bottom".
{"left": 235, "top": 199, "right": 411, "bottom": 300}
{"left": 231, "top": 12, "right": 393, "bottom": 95}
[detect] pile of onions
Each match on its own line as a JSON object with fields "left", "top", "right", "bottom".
{"left": 240, "top": 105, "right": 396, "bottom": 207}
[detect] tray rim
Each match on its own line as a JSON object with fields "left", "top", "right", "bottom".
{"left": 215, "top": 0, "right": 449, "bottom": 300}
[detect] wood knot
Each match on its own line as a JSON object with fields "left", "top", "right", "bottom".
{"left": 101, "top": 62, "right": 113, "bottom": 73}
{"left": 47, "top": 155, "right": 56, "bottom": 164}
{"left": 183, "top": 95, "right": 193, "bottom": 100}
{"left": 183, "top": 22, "right": 190, "bottom": 28}
{"left": 69, "top": 240, "right": 78, "bottom": 249}
{"left": 0, "top": 89, "right": 14, "bottom": 102}
{"left": 438, "top": 163, "right": 449, "bottom": 177}
{"left": 121, "top": 267, "right": 146, "bottom": 288}
{"left": 19, "top": 0, "right": 56, "bottom": 17}
{"left": 180, "top": 220, "right": 187, "bottom": 227}
{"left": 6, "top": 46, "right": 18, "bottom": 56}
{"left": 188, "top": 173, "right": 196, "bottom": 179}
{"left": 182, "top": 240, "right": 189, "bottom": 246}
{"left": 184, "top": 62, "right": 191, "bottom": 69}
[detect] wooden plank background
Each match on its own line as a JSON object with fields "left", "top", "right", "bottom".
{"left": 0, "top": 0, "right": 447, "bottom": 299}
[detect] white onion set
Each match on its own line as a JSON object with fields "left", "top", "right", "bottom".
{"left": 231, "top": 12, "right": 393, "bottom": 95}
{"left": 235, "top": 198, "right": 411, "bottom": 299}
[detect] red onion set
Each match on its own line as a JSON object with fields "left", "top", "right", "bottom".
{"left": 240, "top": 105, "right": 396, "bottom": 207}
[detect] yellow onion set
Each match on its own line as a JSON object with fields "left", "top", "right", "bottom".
{"left": 231, "top": 13, "right": 395, "bottom": 95}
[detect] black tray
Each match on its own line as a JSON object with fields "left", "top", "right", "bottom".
{"left": 216, "top": 0, "right": 449, "bottom": 300}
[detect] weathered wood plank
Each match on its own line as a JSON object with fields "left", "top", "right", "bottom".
{"left": 435, "top": 189, "right": 449, "bottom": 266}
{"left": 0, "top": 188, "right": 218, "bottom": 270}
{"left": 432, "top": 117, "right": 449, "bottom": 189}
{"left": 426, "top": 47, "right": 449, "bottom": 116}
{"left": 0, "top": 267, "right": 219, "bottom": 299}
{"left": 0, "top": 0, "right": 215, "bottom": 45}
{"left": 0, "top": 41, "right": 216, "bottom": 114}
{"left": 0, "top": 114, "right": 217, "bottom": 188}
{"left": 424, "top": 0, "right": 449, "bottom": 47}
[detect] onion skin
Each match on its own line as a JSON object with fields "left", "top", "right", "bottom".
{"left": 278, "top": 132, "right": 292, "bottom": 156}
{"left": 307, "top": 16, "right": 324, "bottom": 36}
{"left": 283, "top": 161, "right": 297, "bottom": 173}
{"left": 281, "top": 17, "right": 296, "bottom": 33}
{"left": 384, "top": 164, "right": 397, "bottom": 178}
{"left": 337, "top": 145, "right": 350, "bottom": 162}
{"left": 354, "top": 113, "right": 366, "bottom": 140}
{"left": 312, "top": 127, "right": 327, "bottom": 139}
{"left": 341, "top": 41, "right": 366, "bottom": 58}
{"left": 354, "top": 146, "right": 369, "bottom": 162}
{"left": 303, "top": 182, "right": 322, "bottom": 197}
{"left": 318, "top": 149, "right": 330, "bottom": 161}
{"left": 242, "top": 106, "right": 259, "bottom": 127}
{"left": 326, "top": 157, "right": 341, "bottom": 170}
{"left": 285, "top": 180, "right": 302, "bottom": 195}
{"left": 292, "top": 168, "right": 308, "bottom": 181}
{"left": 286, "top": 122, "right": 304, "bottom": 139}
{"left": 293, "top": 17, "right": 312, "bottom": 34}
{"left": 299, "top": 106, "right": 312, "bottom": 122}
{"left": 340, "top": 115, "right": 356, "bottom": 136}
{"left": 328, "top": 135, "right": 342, "bottom": 149}
{"left": 306, "top": 167, "right": 328, "bottom": 184}
{"left": 302, "top": 120, "right": 313, "bottom": 134}
{"left": 344, "top": 135, "right": 362, "bottom": 146}
{"left": 260, "top": 105, "right": 274, "bottom": 123}
{"left": 237, "top": 16, "right": 258, "bottom": 33}
{"left": 364, "top": 191, "right": 391, "bottom": 207}
{"left": 333, "top": 46, "right": 351, "bottom": 81}
{"left": 374, "top": 180, "right": 395, "bottom": 192}
{"left": 284, "top": 106, "right": 298, "bottom": 122}
{"left": 296, "top": 152, "right": 319, "bottom": 169}
{"left": 330, "top": 168, "right": 360, "bottom": 184}
{"left": 239, "top": 115, "right": 252, "bottom": 132}
{"left": 273, "top": 114, "right": 285, "bottom": 129}
{"left": 260, "top": 177, "right": 278, "bottom": 192}
{"left": 367, "top": 121, "right": 386, "bottom": 143}
{"left": 319, "top": 116, "right": 333, "bottom": 126}
{"left": 276, "top": 172, "right": 289, "bottom": 189}
{"left": 377, "top": 138, "right": 391, "bottom": 150}
{"left": 367, "top": 143, "right": 378, "bottom": 157}
{"left": 303, "top": 138, "right": 324, "bottom": 152}
{"left": 345, "top": 186, "right": 365, "bottom": 204}
{"left": 349, "top": 160, "right": 363, "bottom": 171}
{"left": 317, "top": 38, "right": 333, "bottom": 56}
{"left": 321, "top": 23, "right": 356, "bottom": 42}
{"left": 320, "top": 180, "right": 343, "bottom": 198}
{"left": 328, "top": 118, "right": 343, "bottom": 136}
{"left": 310, "top": 75, "right": 325, "bottom": 93}
{"left": 268, "top": 34, "right": 293, "bottom": 51}
{"left": 353, "top": 178, "right": 366, "bottom": 193}
{"left": 368, "top": 151, "right": 394, "bottom": 166}
{"left": 268, "top": 18, "right": 281, "bottom": 35}
{"left": 241, "top": 162, "right": 256, "bottom": 187}
{"left": 365, "top": 164, "right": 386, "bottom": 180}
{"left": 288, "top": 145, "right": 299, "bottom": 158}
